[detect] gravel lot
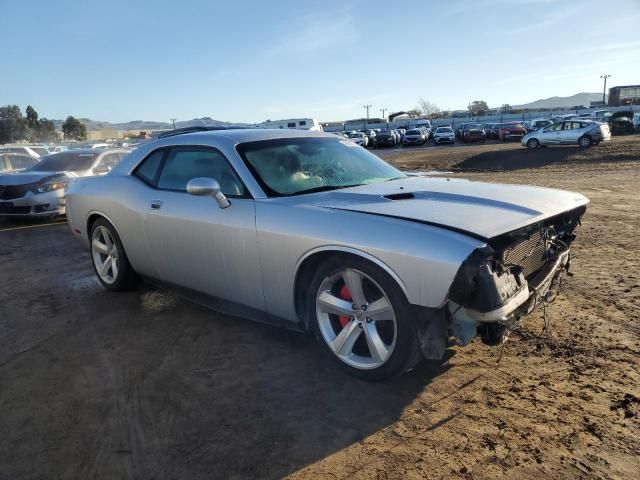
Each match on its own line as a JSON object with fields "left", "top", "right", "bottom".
{"left": 1, "top": 136, "right": 639, "bottom": 479}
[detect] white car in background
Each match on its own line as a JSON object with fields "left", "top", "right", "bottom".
{"left": 522, "top": 120, "right": 611, "bottom": 149}
{"left": 432, "top": 126, "right": 455, "bottom": 144}
{"left": 348, "top": 132, "right": 368, "bottom": 146}
{"left": 0, "top": 145, "right": 51, "bottom": 158}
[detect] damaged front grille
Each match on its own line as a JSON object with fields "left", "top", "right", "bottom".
{"left": 502, "top": 229, "right": 547, "bottom": 278}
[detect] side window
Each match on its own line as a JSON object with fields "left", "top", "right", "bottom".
{"left": 545, "top": 123, "right": 563, "bottom": 132}
{"left": 9, "top": 155, "right": 37, "bottom": 170}
{"left": 157, "top": 147, "right": 247, "bottom": 197}
{"left": 134, "top": 149, "right": 165, "bottom": 186}
{"left": 0, "top": 156, "right": 7, "bottom": 171}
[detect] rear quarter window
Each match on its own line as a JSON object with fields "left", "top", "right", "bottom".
{"left": 134, "top": 149, "right": 166, "bottom": 186}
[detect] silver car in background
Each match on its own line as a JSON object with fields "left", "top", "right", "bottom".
{"left": 66, "top": 128, "right": 588, "bottom": 380}
{"left": 522, "top": 120, "right": 611, "bottom": 149}
{"left": 0, "top": 149, "right": 128, "bottom": 217}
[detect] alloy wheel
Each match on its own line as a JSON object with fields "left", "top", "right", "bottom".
{"left": 315, "top": 268, "right": 397, "bottom": 370}
{"left": 91, "top": 226, "right": 119, "bottom": 284}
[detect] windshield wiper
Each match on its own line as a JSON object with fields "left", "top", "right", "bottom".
{"left": 289, "top": 184, "right": 365, "bottom": 196}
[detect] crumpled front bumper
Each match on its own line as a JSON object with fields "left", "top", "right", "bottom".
{"left": 447, "top": 249, "right": 571, "bottom": 346}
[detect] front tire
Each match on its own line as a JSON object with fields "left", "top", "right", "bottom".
{"left": 526, "top": 138, "right": 539, "bottom": 149}
{"left": 308, "top": 256, "right": 421, "bottom": 380}
{"left": 90, "top": 218, "right": 138, "bottom": 291}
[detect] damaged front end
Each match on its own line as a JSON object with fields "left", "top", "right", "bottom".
{"left": 445, "top": 206, "right": 585, "bottom": 347}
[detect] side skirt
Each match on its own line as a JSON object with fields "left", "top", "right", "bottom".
{"left": 140, "top": 275, "right": 307, "bottom": 333}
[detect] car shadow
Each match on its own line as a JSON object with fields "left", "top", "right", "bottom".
{"left": 0, "top": 277, "right": 453, "bottom": 480}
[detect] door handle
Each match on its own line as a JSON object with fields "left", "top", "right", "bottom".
{"left": 150, "top": 200, "right": 163, "bottom": 210}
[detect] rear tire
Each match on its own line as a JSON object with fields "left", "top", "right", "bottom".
{"left": 308, "top": 256, "right": 421, "bottom": 380}
{"left": 90, "top": 218, "right": 138, "bottom": 291}
{"left": 578, "top": 135, "right": 593, "bottom": 148}
{"left": 526, "top": 138, "right": 539, "bottom": 149}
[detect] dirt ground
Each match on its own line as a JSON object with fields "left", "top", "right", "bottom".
{"left": 1, "top": 136, "right": 639, "bottom": 479}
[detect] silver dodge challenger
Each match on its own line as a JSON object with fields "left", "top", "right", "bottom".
{"left": 66, "top": 128, "right": 588, "bottom": 380}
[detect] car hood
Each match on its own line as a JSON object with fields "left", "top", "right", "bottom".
{"left": 0, "top": 171, "right": 77, "bottom": 186}
{"left": 307, "top": 176, "right": 589, "bottom": 240}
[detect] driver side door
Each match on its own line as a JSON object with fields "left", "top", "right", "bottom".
{"left": 539, "top": 122, "right": 564, "bottom": 145}
{"left": 138, "top": 145, "right": 265, "bottom": 311}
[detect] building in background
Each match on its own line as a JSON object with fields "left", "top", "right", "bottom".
{"left": 608, "top": 85, "right": 640, "bottom": 107}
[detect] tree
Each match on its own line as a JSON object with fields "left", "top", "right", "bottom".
{"left": 25, "top": 105, "right": 39, "bottom": 128}
{"left": 0, "top": 105, "right": 26, "bottom": 143}
{"left": 35, "top": 119, "right": 59, "bottom": 142}
{"left": 468, "top": 100, "right": 489, "bottom": 116}
{"left": 416, "top": 98, "right": 441, "bottom": 117}
{"left": 62, "top": 116, "right": 87, "bottom": 140}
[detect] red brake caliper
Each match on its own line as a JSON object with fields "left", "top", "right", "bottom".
{"left": 338, "top": 284, "right": 352, "bottom": 328}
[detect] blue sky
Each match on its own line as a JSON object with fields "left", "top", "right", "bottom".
{"left": 1, "top": 0, "right": 639, "bottom": 123}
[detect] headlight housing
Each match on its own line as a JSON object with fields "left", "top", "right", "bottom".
{"left": 37, "top": 181, "right": 68, "bottom": 193}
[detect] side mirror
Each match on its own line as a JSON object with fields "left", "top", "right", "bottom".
{"left": 186, "top": 177, "right": 230, "bottom": 209}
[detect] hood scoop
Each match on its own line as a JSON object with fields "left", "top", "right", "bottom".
{"left": 384, "top": 192, "right": 415, "bottom": 201}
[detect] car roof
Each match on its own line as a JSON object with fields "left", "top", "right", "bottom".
{"left": 44, "top": 148, "right": 129, "bottom": 156}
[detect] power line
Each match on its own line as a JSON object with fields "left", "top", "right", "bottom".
{"left": 380, "top": 108, "right": 387, "bottom": 120}
{"left": 170, "top": 118, "right": 176, "bottom": 129}
{"left": 363, "top": 105, "right": 372, "bottom": 119}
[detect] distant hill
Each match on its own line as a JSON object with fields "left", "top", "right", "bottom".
{"left": 513, "top": 92, "right": 606, "bottom": 110}
{"left": 51, "top": 116, "right": 241, "bottom": 131}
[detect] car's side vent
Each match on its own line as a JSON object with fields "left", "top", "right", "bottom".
{"left": 384, "top": 192, "right": 415, "bottom": 200}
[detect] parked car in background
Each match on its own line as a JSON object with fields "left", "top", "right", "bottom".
{"left": 606, "top": 111, "right": 635, "bottom": 135}
{"left": 402, "top": 129, "right": 427, "bottom": 146}
{"left": 459, "top": 124, "right": 486, "bottom": 143}
{"left": 348, "top": 132, "right": 368, "bottom": 147}
{"left": 522, "top": 121, "right": 611, "bottom": 149}
{"left": 485, "top": 123, "right": 502, "bottom": 139}
{"left": 0, "top": 144, "right": 50, "bottom": 158}
{"left": 415, "top": 120, "right": 432, "bottom": 138}
{"left": 390, "top": 129, "right": 402, "bottom": 144}
{"left": 432, "top": 126, "right": 455, "bottom": 144}
{"left": 0, "top": 153, "right": 39, "bottom": 173}
{"left": 66, "top": 128, "right": 589, "bottom": 380}
{"left": 499, "top": 123, "right": 527, "bottom": 141}
{"left": 634, "top": 113, "right": 640, "bottom": 132}
{"left": 526, "top": 119, "right": 554, "bottom": 133}
{"left": 0, "top": 149, "right": 129, "bottom": 217}
{"left": 455, "top": 123, "right": 468, "bottom": 139}
{"left": 362, "top": 129, "right": 377, "bottom": 147}
{"left": 374, "top": 130, "right": 397, "bottom": 148}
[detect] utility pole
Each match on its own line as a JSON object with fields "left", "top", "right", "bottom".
{"left": 170, "top": 118, "right": 176, "bottom": 129}
{"left": 363, "top": 105, "right": 372, "bottom": 120}
{"left": 380, "top": 108, "right": 387, "bottom": 120}
{"left": 600, "top": 74, "right": 611, "bottom": 106}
